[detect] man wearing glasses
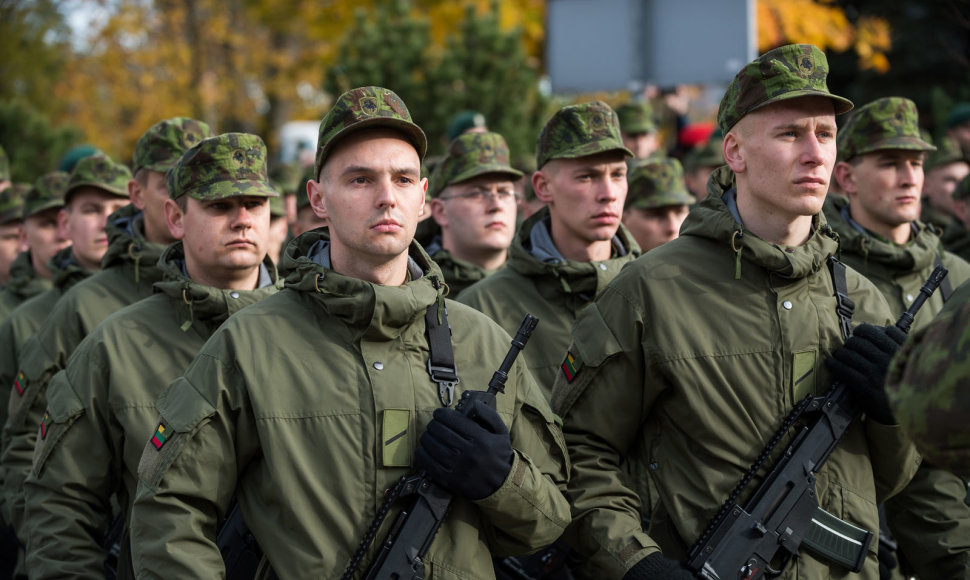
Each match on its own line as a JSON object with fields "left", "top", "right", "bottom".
{"left": 426, "top": 132, "right": 523, "bottom": 298}
{"left": 460, "top": 101, "right": 640, "bottom": 398}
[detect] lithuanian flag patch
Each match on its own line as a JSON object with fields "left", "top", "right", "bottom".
{"left": 151, "top": 423, "right": 169, "bottom": 451}
{"left": 40, "top": 411, "right": 50, "bottom": 439}
{"left": 561, "top": 351, "right": 582, "bottom": 383}
{"left": 13, "top": 371, "right": 25, "bottom": 396}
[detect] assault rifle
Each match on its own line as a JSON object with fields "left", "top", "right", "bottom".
{"left": 686, "top": 265, "right": 947, "bottom": 580}
{"left": 342, "top": 314, "right": 540, "bottom": 580}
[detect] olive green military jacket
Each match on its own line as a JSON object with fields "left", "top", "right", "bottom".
{"left": 824, "top": 194, "right": 970, "bottom": 332}
{"left": 459, "top": 207, "right": 641, "bottom": 397}
{"left": 823, "top": 195, "right": 970, "bottom": 579}
{"left": 551, "top": 168, "right": 919, "bottom": 579}
{"left": 426, "top": 237, "right": 495, "bottom": 298}
{"left": 22, "top": 242, "right": 279, "bottom": 579}
{"left": 0, "top": 247, "right": 91, "bottom": 526}
{"left": 128, "top": 230, "right": 570, "bottom": 579}
{"left": 0, "top": 251, "right": 52, "bottom": 321}
{"left": 1, "top": 205, "right": 167, "bottom": 537}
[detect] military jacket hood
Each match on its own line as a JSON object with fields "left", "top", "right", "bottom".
{"left": 100, "top": 204, "right": 167, "bottom": 283}
{"left": 824, "top": 194, "right": 941, "bottom": 272}
{"left": 508, "top": 206, "right": 640, "bottom": 306}
{"left": 280, "top": 229, "right": 446, "bottom": 339}
{"left": 49, "top": 246, "right": 93, "bottom": 291}
{"left": 425, "top": 235, "right": 491, "bottom": 297}
{"left": 691, "top": 165, "right": 839, "bottom": 280}
{"left": 153, "top": 241, "right": 281, "bottom": 333}
{"left": 3, "top": 251, "right": 52, "bottom": 300}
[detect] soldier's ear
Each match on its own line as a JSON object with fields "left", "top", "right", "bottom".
{"left": 428, "top": 198, "right": 447, "bottom": 228}
{"left": 164, "top": 198, "right": 186, "bottom": 240}
{"left": 308, "top": 178, "right": 328, "bottom": 222}
{"left": 723, "top": 132, "right": 746, "bottom": 174}
{"left": 533, "top": 169, "right": 554, "bottom": 203}
{"left": 833, "top": 161, "right": 856, "bottom": 195}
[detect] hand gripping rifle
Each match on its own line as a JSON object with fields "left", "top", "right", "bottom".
{"left": 686, "top": 265, "right": 947, "bottom": 580}
{"left": 342, "top": 314, "right": 540, "bottom": 580}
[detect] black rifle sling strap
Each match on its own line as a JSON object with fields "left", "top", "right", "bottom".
{"left": 934, "top": 255, "right": 953, "bottom": 302}
{"left": 800, "top": 257, "right": 872, "bottom": 570}
{"left": 829, "top": 257, "right": 855, "bottom": 341}
{"left": 425, "top": 279, "right": 460, "bottom": 407}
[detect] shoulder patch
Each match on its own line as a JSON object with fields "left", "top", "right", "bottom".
{"left": 150, "top": 422, "right": 169, "bottom": 451}
{"left": 14, "top": 370, "right": 26, "bottom": 395}
{"left": 561, "top": 351, "right": 583, "bottom": 383}
{"left": 39, "top": 410, "right": 50, "bottom": 439}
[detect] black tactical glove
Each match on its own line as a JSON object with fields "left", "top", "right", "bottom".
{"left": 416, "top": 399, "right": 513, "bottom": 500}
{"left": 877, "top": 540, "right": 898, "bottom": 580}
{"left": 825, "top": 323, "right": 906, "bottom": 425}
{"left": 622, "top": 552, "right": 695, "bottom": 580}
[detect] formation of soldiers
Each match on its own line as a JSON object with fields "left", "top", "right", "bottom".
{"left": 0, "top": 42, "right": 966, "bottom": 579}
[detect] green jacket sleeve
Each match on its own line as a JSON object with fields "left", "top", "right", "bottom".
{"left": 129, "top": 352, "right": 258, "bottom": 579}
{"left": 551, "top": 300, "right": 659, "bottom": 577}
{"left": 474, "top": 362, "right": 571, "bottom": 555}
{"left": 886, "top": 464, "right": 970, "bottom": 579}
{"left": 24, "top": 364, "right": 117, "bottom": 578}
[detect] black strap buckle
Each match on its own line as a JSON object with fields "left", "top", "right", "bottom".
{"left": 427, "top": 360, "right": 459, "bottom": 406}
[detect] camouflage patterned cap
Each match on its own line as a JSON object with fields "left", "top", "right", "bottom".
{"left": 22, "top": 172, "right": 69, "bottom": 219}
{"left": 615, "top": 102, "right": 657, "bottom": 134}
{"left": 683, "top": 137, "right": 725, "bottom": 172}
{"left": 133, "top": 117, "right": 213, "bottom": 175}
{"left": 429, "top": 132, "right": 523, "bottom": 198}
{"left": 167, "top": 132, "right": 279, "bottom": 201}
{"left": 0, "top": 183, "right": 25, "bottom": 224}
{"left": 717, "top": 44, "right": 853, "bottom": 134}
{"left": 268, "top": 189, "right": 286, "bottom": 217}
{"left": 65, "top": 154, "right": 132, "bottom": 204}
{"left": 0, "top": 145, "right": 9, "bottom": 182}
{"left": 836, "top": 97, "right": 935, "bottom": 161}
{"left": 625, "top": 157, "right": 695, "bottom": 210}
{"left": 924, "top": 136, "right": 967, "bottom": 173}
{"left": 953, "top": 174, "right": 970, "bottom": 201}
{"left": 314, "top": 86, "right": 427, "bottom": 179}
{"left": 536, "top": 101, "right": 633, "bottom": 169}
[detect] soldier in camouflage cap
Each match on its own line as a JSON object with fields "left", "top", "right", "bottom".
{"left": 682, "top": 133, "right": 724, "bottom": 202}
{"left": 718, "top": 43, "right": 852, "bottom": 135}
{"left": 131, "top": 117, "right": 214, "bottom": 245}
{"left": 426, "top": 131, "right": 522, "bottom": 297}
{"left": 313, "top": 85, "right": 427, "bottom": 179}
{"left": 921, "top": 136, "right": 969, "bottom": 231}
{"left": 622, "top": 157, "right": 695, "bottom": 252}
{"left": 615, "top": 101, "right": 660, "bottom": 159}
{"left": 0, "top": 183, "right": 25, "bottom": 286}
{"left": 8, "top": 173, "right": 70, "bottom": 289}
{"left": 61, "top": 154, "right": 132, "bottom": 271}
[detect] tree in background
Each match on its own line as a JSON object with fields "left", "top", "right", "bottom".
{"left": 0, "top": 100, "right": 80, "bottom": 183}
{"left": 325, "top": 0, "right": 548, "bottom": 160}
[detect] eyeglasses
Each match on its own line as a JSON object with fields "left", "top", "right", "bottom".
{"left": 439, "top": 188, "right": 518, "bottom": 204}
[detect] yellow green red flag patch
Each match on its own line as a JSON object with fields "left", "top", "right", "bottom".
{"left": 151, "top": 423, "right": 168, "bottom": 451}
{"left": 14, "top": 371, "right": 26, "bottom": 396}
{"left": 561, "top": 351, "right": 582, "bottom": 382}
{"left": 40, "top": 411, "right": 50, "bottom": 439}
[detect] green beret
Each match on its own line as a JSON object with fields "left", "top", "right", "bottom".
{"left": 717, "top": 44, "right": 853, "bottom": 134}
{"left": 446, "top": 110, "right": 487, "bottom": 142}
{"left": 167, "top": 133, "right": 279, "bottom": 201}
{"left": 23, "top": 172, "right": 69, "bottom": 219}
{"left": 947, "top": 102, "right": 970, "bottom": 129}
{"left": 615, "top": 102, "right": 657, "bottom": 134}
{"left": 625, "top": 157, "right": 695, "bottom": 210}
{"left": 314, "top": 86, "right": 427, "bottom": 178}
{"left": 65, "top": 154, "right": 131, "bottom": 204}
{"left": 536, "top": 101, "right": 633, "bottom": 169}
{"left": 837, "top": 97, "right": 935, "bottom": 161}
{"left": 133, "top": 117, "right": 213, "bottom": 175}
{"left": 59, "top": 145, "right": 103, "bottom": 173}
{"left": 429, "top": 132, "right": 523, "bottom": 198}
{"left": 0, "top": 183, "right": 24, "bottom": 224}
{"left": 0, "top": 145, "right": 9, "bottom": 182}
